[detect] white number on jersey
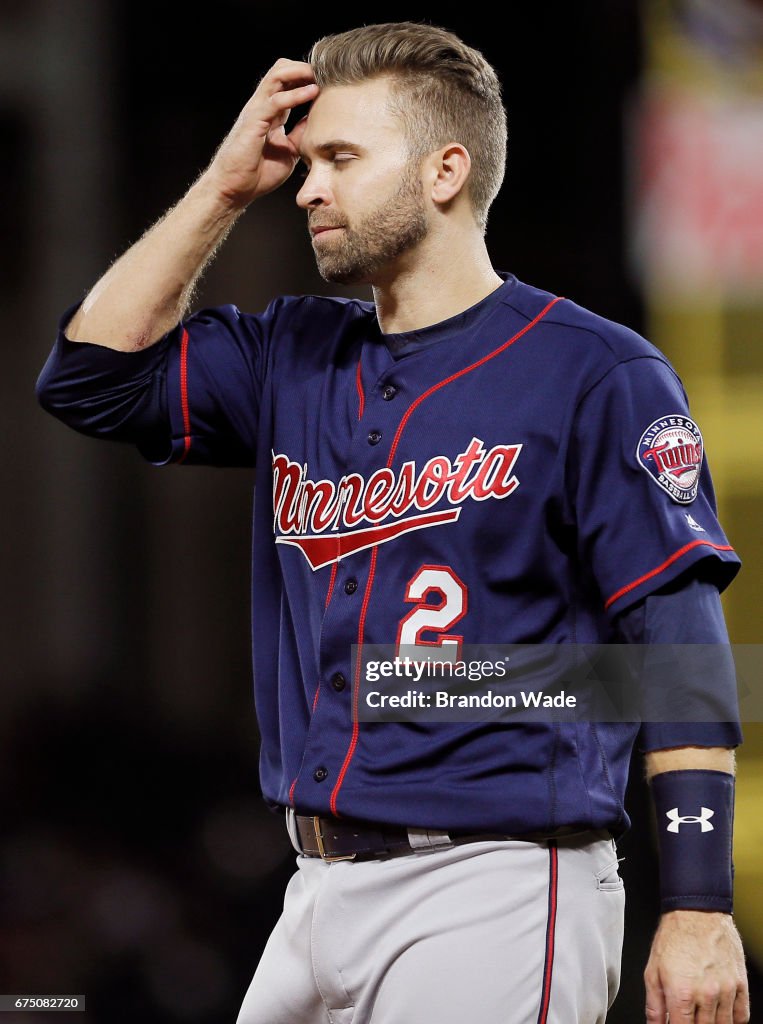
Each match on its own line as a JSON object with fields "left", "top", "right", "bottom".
{"left": 396, "top": 565, "right": 466, "bottom": 663}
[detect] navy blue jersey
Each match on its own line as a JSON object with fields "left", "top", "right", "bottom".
{"left": 36, "top": 272, "right": 741, "bottom": 836}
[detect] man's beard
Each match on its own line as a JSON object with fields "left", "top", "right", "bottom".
{"left": 310, "top": 163, "right": 429, "bottom": 285}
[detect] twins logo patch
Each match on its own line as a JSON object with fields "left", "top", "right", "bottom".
{"left": 637, "top": 415, "right": 703, "bottom": 505}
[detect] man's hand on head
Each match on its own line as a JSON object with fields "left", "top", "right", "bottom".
{"left": 202, "top": 58, "right": 319, "bottom": 209}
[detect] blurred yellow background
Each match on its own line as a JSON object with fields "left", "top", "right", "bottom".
{"left": 635, "top": 0, "right": 763, "bottom": 962}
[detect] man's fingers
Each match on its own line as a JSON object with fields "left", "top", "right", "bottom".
{"left": 286, "top": 114, "right": 310, "bottom": 153}
{"left": 264, "top": 59, "right": 316, "bottom": 92}
{"left": 732, "top": 983, "right": 751, "bottom": 1023}
{"left": 644, "top": 971, "right": 667, "bottom": 1022}
{"left": 693, "top": 985, "right": 721, "bottom": 1024}
{"left": 270, "top": 57, "right": 315, "bottom": 76}
{"left": 242, "top": 60, "right": 316, "bottom": 120}
{"left": 250, "top": 83, "right": 316, "bottom": 139}
{"left": 664, "top": 989, "right": 699, "bottom": 1020}
{"left": 712, "top": 983, "right": 736, "bottom": 1024}
{"left": 269, "top": 83, "right": 319, "bottom": 113}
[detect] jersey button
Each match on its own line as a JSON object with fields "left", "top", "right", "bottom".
{"left": 367, "top": 430, "right": 382, "bottom": 445}
{"left": 344, "top": 579, "right": 358, "bottom": 595}
{"left": 382, "top": 384, "right": 397, "bottom": 401}
{"left": 331, "top": 672, "right": 347, "bottom": 692}
{"left": 313, "top": 766, "right": 329, "bottom": 782}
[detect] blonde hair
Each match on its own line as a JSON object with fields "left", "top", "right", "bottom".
{"left": 308, "top": 22, "right": 507, "bottom": 235}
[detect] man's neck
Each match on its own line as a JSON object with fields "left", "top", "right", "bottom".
{"left": 371, "top": 244, "right": 504, "bottom": 335}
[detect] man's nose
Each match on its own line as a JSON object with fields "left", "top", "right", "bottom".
{"left": 296, "top": 168, "right": 332, "bottom": 209}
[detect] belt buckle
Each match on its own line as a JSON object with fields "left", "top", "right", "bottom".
{"left": 313, "top": 815, "right": 357, "bottom": 862}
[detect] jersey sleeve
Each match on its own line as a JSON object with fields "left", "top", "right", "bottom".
{"left": 616, "top": 577, "right": 743, "bottom": 752}
{"left": 36, "top": 299, "right": 285, "bottom": 468}
{"left": 566, "top": 356, "right": 741, "bottom": 618}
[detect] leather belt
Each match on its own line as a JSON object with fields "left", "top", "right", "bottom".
{"left": 292, "top": 813, "right": 585, "bottom": 862}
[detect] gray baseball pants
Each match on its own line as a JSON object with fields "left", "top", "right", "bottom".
{"left": 236, "top": 815, "right": 624, "bottom": 1024}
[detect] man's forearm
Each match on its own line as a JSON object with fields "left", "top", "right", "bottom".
{"left": 65, "top": 172, "right": 242, "bottom": 353}
{"left": 642, "top": 744, "right": 748, "bottom": 1020}
{"left": 62, "top": 60, "right": 317, "bottom": 354}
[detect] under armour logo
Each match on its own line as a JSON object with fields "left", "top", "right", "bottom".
{"left": 666, "top": 807, "right": 715, "bottom": 833}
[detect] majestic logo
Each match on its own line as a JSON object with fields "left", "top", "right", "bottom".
{"left": 685, "top": 513, "right": 705, "bottom": 532}
{"left": 272, "top": 436, "right": 522, "bottom": 570}
{"left": 666, "top": 807, "right": 715, "bottom": 833}
{"left": 637, "top": 415, "right": 703, "bottom": 504}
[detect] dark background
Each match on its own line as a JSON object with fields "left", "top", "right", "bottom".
{"left": 2, "top": 1, "right": 758, "bottom": 1021}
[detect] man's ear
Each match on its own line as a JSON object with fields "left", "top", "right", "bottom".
{"left": 427, "top": 143, "right": 471, "bottom": 207}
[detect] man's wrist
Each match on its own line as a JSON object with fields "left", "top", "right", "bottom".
{"left": 191, "top": 167, "right": 256, "bottom": 217}
{"left": 659, "top": 908, "right": 733, "bottom": 918}
{"left": 650, "top": 769, "right": 735, "bottom": 914}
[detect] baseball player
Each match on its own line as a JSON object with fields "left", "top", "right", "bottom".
{"left": 36, "top": 21, "right": 749, "bottom": 1024}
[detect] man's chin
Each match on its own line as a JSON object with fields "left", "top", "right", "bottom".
{"left": 315, "top": 261, "right": 374, "bottom": 286}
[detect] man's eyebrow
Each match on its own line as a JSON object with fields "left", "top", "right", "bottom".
{"left": 299, "top": 139, "right": 365, "bottom": 159}
{"left": 317, "top": 139, "right": 363, "bottom": 151}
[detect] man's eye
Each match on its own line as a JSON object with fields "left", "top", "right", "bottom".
{"left": 332, "top": 155, "right": 355, "bottom": 165}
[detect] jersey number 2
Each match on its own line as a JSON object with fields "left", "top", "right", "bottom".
{"left": 396, "top": 565, "right": 467, "bottom": 662}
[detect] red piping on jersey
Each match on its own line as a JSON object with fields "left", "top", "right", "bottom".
{"left": 311, "top": 565, "right": 339, "bottom": 712}
{"left": 290, "top": 675, "right": 325, "bottom": 805}
{"left": 330, "top": 543, "right": 379, "bottom": 816}
{"left": 329, "top": 296, "right": 564, "bottom": 816}
{"left": 290, "top": 557, "right": 340, "bottom": 802}
{"left": 292, "top": 561, "right": 340, "bottom": 802}
{"left": 325, "top": 562, "right": 338, "bottom": 608}
{"left": 356, "top": 357, "right": 365, "bottom": 420}
{"left": 536, "top": 843, "right": 558, "bottom": 1024}
{"left": 604, "top": 539, "right": 734, "bottom": 610}
{"left": 387, "top": 296, "right": 563, "bottom": 466}
{"left": 177, "top": 328, "right": 192, "bottom": 463}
